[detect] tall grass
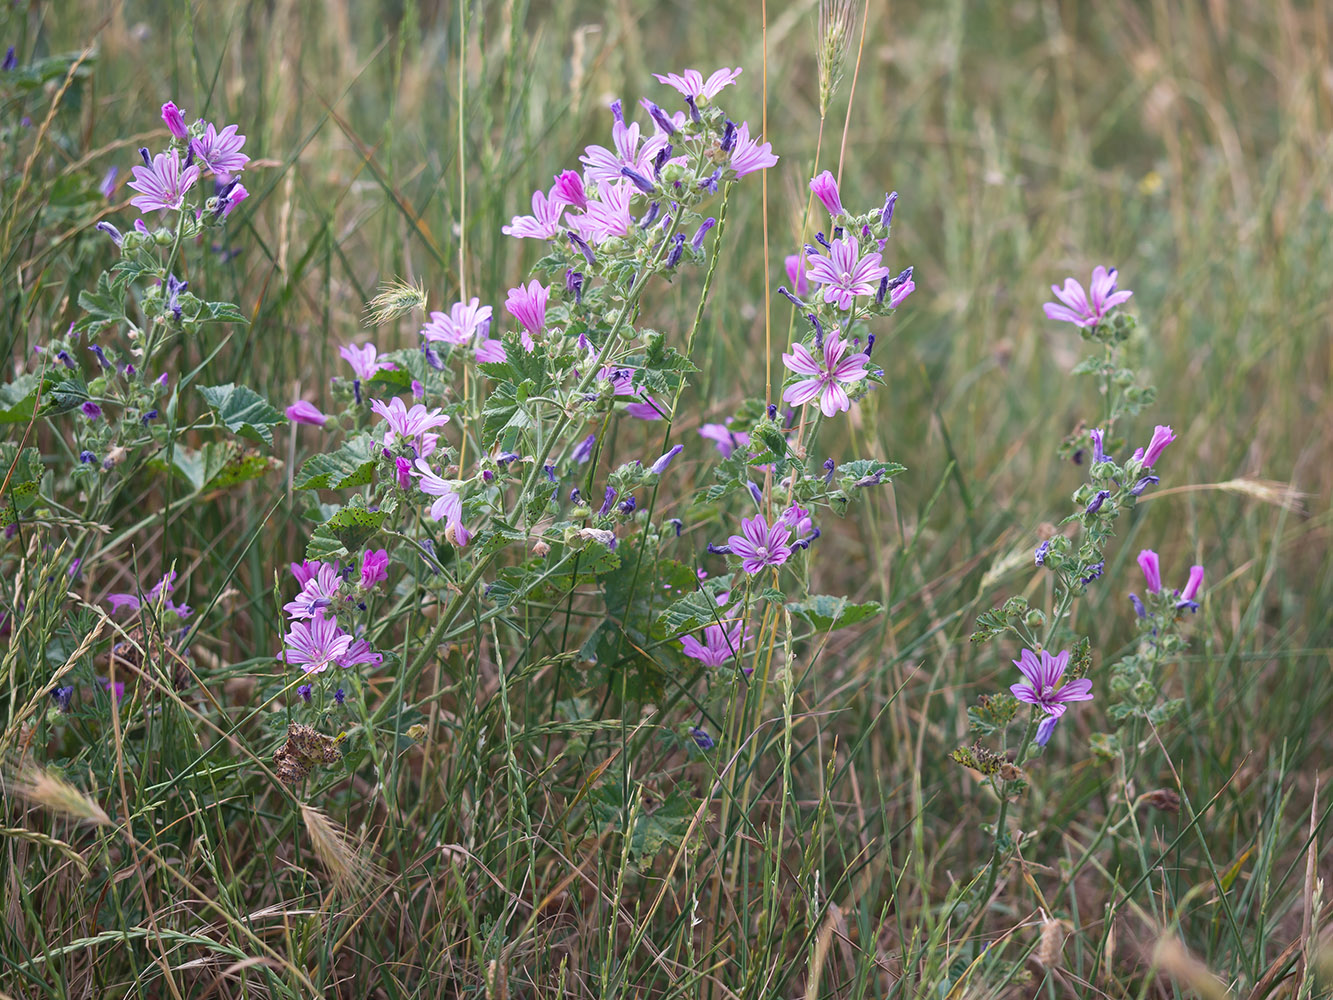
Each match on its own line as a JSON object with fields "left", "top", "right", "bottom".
{"left": 2, "top": 0, "right": 1330, "bottom": 997}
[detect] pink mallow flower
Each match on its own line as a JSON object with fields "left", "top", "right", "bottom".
{"left": 371, "top": 396, "right": 450, "bottom": 454}
{"left": 680, "top": 620, "right": 749, "bottom": 668}
{"left": 727, "top": 122, "right": 778, "bottom": 178}
{"left": 280, "top": 610, "right": 353, "bottom": 674}
{"left": 653, "top": 66, "right": 742, "bottom": 101}
{"left": 286, "top": 400, "right": 327, "bottom": 427}
{"left": 502, "top": 186, "right": 565, "bottom": 240}
{"left": 581, "top": 120, "right": 668, "bottom": 187}
{"left": 699, "top": 421, "right": 750, "bottom": 458}
{"left": 805, "top": 236, "right": 890, "bottom": 311}
{"left": 128, "top": 148, "right": 200, "bottom": 214}
{"left": 781, "top": 330, "right": 869, "bottom": 417}
{"left": 568, "top": 180, "right": 635, "bottom": 244}
{"left": 727, "top": 514, "right": 793, "bottom": 575}
{"left": 809, "top": 170, "right": 845, "bottom": 217}
{"left": 505, "top": 280, "right": 549, "bottom": 350}
{"left": 552, "top": 170, "right": 588, "bottom": 210}
{"left": 1009, "top": 648, "right": 1093, "bottom": 719}
{"left": 421, "top": 298, "right": 492, "bottom": 345}
{"left": 360, "top": 549, "right": 388, "bottom": 589}
{"left": 1137, "top": 549, "right": 1162, "bottom": 593}
{"left": 190, "top": 121, "right": 249, "bottom": 175}
{"left": 1133, "top": 425, "right": 1176, "bottom": 469}
{"left": 1043, "top": 266, "right": 1132, "bottom": 329}
{"left": 161, "top": 101, "right": 189, "bottom": 139}
{"left": 412, "top": 459, "right": 467, "bottom": 538}
{"left": 283, "top": 562, "right": 342, "bottom": 620}
{"left": 340, "top": 342, "right": 395, "bottom": 381}
{"left": 784, "top": 254, "right": 810, "bottom": 297}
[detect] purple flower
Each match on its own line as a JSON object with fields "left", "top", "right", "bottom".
{"left": 100, "top": 166, "right": 118, "bottom": 199}
{"left": 572, "top": 433, "right": 596, "bottom": 464}
{"left": 552, "top": 170, "right": 588, "bottom": 210}
{"left": 804, "top": 236, "right": 890, "bottom": 311}
{"left": 886, "top": 273, "right": 915, "bottom": 308}
{"left": 128, "top": 149, "right": 200, "bottom": 213}
{"left": 502, "top": 186, "right": 566, "bottom": 240}
{"left": 1035, "top": 715, "right": 1060, "bottom": 747}
{"left": 1090, "top": 428, "right": 1108, "bottom": 464}
{"left": 283, "top": 562, "right": 342, "bottom": 620}
{"left": 1129, "top": 593, "right": 1147, "bottom": 618}
{"left": 279, "top": 610, "right": 354, "bottom": 674}
{"left": 784, "top": 254, "right": 810, "bottom": 297}
{"left": 335, "top": 687, "right": 346, "bottom": 704}
{"left": 161, "top": 101, "right": 189, "bottom": 140}
{"left": 1009, "top": 648, "right": 1093, "bottom": 719}
{"left": 1139, "top": 425, "right": 1176, "bottom": 469}
{"left": 412, "top": 459, "right": 467, "bottom": 543}
{"left": 286, "top": 400, "right": 327, "bottom": 427}
{"left": 581, "top": 121, "right": 668, "bottom": 188}
{"left": 1035, "top": 539, "right": 1050, "bottom": 566}
{"left": 81, "top": 401, "right": 102, "bottom": 419}
{"left": 360, "top": 549, "right": 389, "bottom": 589}
{"left": 680, "top": 620, "right": 749, "bottom": 667}
{"left": 107, "top": 571, "right": 189, "bottom": 618}
{"left": 96, "top": 221, "right": 123, "bottom": 246}
{"left": 699, "top": 422, "right": 749, "bottom": 458}
{"left": 652, "top": 66, "right": 742, "bottom": 100}
{"left": 290, "top": 560, "right": 327, "bottom": 587}
{"left": 395, "top": 456, "right": 412, "bottom": 490}
{"left": 505, "top": 280, "right": 550, "bottom": 343}
{"left": 297, "top": 683, "right": 313, "bottom": 703}
{"left": 781, "top": 330, "right": 869, "bottom": 417}
{"left": 190, "top": 121, "right": 249, "bottom": 175}
{"left": 809, "top": 170, "right": 845, "bottom": 217}
{"left": 1180, "top": 565, "right": 1204, "bottom": 603}
{"left": 690, "top": 726, "right": 716, "bottom": 750}
{"left": 1043, "top": 266, "right": 1133, "bottom": 328}
{"left": 337, "top": 637, "right": 383, "bottom": 669}
{"left": 421, "top": 298, "right": 493, "bottom": 346}
{"left": 476, "top": 337, "right": 507, "bottom": 363}
{"left": 371, "top": 396, "right": 450, "bottom": 455}
{"left": 1085, "top": 490, "right": 1111, "bottom": 515}
{"left": 726, "top": 514, "right": 793, "bottom": 574}
{"left": 650, "top": 444, "right": 683, "bottom": 475}
{"left": 1137, "top": 549, "right": 1162, "bottom": 594}
{"left": 1129, "top": 475, "right": 1159, "bottom": 496}
{"left": 568, "top": 180, "right": 636, "bottom": 244}
{"left": 218, "top": 182, "right": 248, "bottom": 217}
{"left": 340, "top": 342, "right": 395, "bottom": 382}
{"left": 727, "top": 122, "right": 778, "bottom": 177}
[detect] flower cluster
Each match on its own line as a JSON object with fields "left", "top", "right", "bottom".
{"left": 129, "top": 101, "right": 249, "bottom": 217}
{"left": 278, "top": 552, "right": 386, "bottom": 680}
{"left": 778, "top": 171, "right": 914, "bottom": 418}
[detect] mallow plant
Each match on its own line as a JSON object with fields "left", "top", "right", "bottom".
{"left": 957, "top": 265, "right": 1208, "bottom": 909}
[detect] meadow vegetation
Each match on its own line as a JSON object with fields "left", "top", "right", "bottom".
{"left": 1, "top": 1, "right": 1331, "bottom": 997}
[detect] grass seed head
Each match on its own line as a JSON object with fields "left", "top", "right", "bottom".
{"left": 817, "top": 0, "right": 859, "bottom": 117}
{"left": 365, "top": 276, "right": 427, "bottom": 328}
{"left": 4, "top": 764, "right": 111, "bottom": 827}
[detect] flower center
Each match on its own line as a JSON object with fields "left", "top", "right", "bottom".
{"left": 840, "top": 270, "right": 853, "bottom": 283}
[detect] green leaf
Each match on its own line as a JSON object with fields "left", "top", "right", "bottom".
{"left": 39, "top": 376, "right": 89, "bottom": 415}
{"left": 199, "top": 383, "right": 285, "bottom": 445}
{"left": 306, "top": 503, "right": 387, "bottom": 559}
{"left": 786, "top": 595, "right": 883, "bottom": 632}
{"left": 73, "top": 272, "right": 124, "bottom": 333}
{"left": 837, "top": 459, "right": 907, "bottom": 490}
{"left": 294, "top": 435, "right": 378, "bottom": 490}
{"left": 199, "top": 301, "right": 248, "bottom": 324}
{"left": 0, "top": 446, "right": 43, "bottom": 524}
{"left": 656, "top": 576, "right": 735, "bottom": 636}
{"left": 0, "top": 375, "right": 40, "bottom": 424}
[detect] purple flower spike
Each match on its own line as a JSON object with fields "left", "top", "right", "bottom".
{"left": 726, "top": 514, "right": 793, "bottom": 574}
{"left": 1137, "top": 549, "right": 1162, "bottom": 594}
{"left": 1010, "top": 648, "right": 1094, "bottom": 720}
{"left": 1043, "top": 266, "right": 1133, "bottom": 328}
{"left": 1140, "top": 425, "right": 1176, "bottom": 469}
{"left": 161, "top": 101, "right": 189, "bottom": 140}
{"left": 809, "top": 170, "right": 845, "bottom": 217}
